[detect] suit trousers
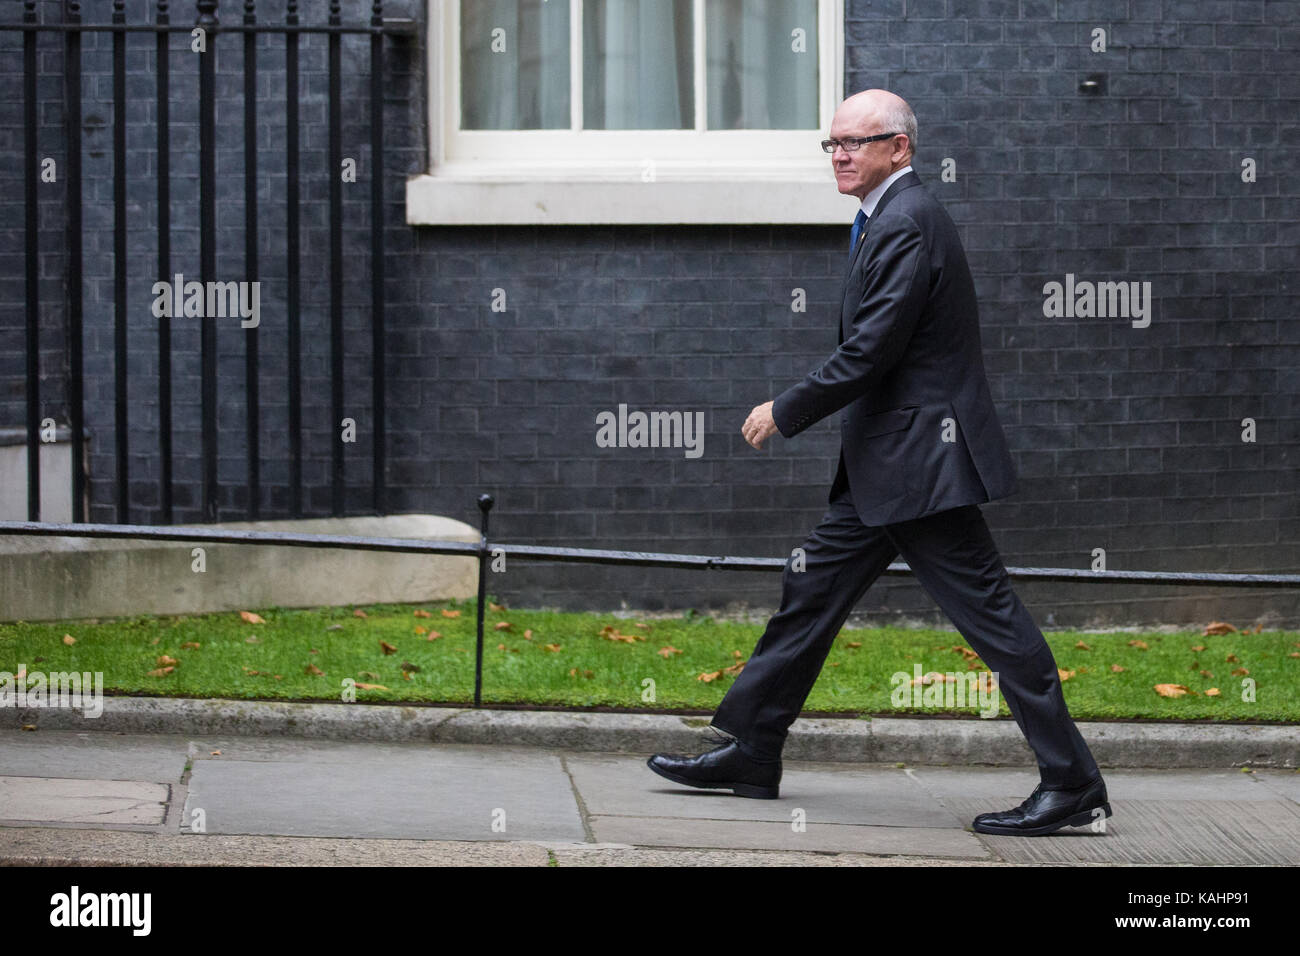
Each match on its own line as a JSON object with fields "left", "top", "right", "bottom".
{"left": 710, "top": 487, "right": 1101, "bottom": 790}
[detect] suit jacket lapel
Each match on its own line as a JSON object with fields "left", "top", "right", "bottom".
{"left": 839, "top": 170, "right": 924, "bottom": 344}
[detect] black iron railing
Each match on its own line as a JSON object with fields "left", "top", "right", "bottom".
{"left": 5, "top": 1, "right": 417, "bottom": 526}
{"left": 3, "top": 495, "right": 1299, "bottom": 706}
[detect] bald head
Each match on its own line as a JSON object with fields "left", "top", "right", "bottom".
{"left": 827, "top": 89, "right": 917, "bottom": 200}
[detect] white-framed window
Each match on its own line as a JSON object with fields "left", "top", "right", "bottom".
{"left": 406, "top": 0, "right": 852, "bottom": 225}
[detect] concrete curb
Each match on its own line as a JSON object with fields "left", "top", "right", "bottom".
{"left": 8, "top": 696, "right": 1299, "bottom": 769}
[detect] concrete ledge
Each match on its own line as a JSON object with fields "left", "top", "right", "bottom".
{"left": 7, "top": 695, "right": 1298, "bottom": 770}
{"left": 0, "top": 513, "right": 478, "bottom": 622}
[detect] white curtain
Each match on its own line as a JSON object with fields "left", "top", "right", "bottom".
{"left": 461, "top": 0, "right": 570, "bottom": 129}
{"left": 584, "top": 0, "right": 694, "bottom": 129}
{"left": 706, "top": 0, "right": 819, "bottom": 129}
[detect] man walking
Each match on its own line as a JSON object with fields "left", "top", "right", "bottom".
{"left": 646, "top": 90, "right": 1110, "bottom": 836}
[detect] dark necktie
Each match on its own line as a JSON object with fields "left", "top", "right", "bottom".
{"left": 849, "top": 208, "right": 867, "bottom": 257}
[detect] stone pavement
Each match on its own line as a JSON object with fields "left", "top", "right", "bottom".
{"left": 2, "top": 727, "right": 1298, "bottom": 866}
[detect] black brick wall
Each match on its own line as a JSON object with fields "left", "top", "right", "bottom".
{"left": 2, "top": 0, "right": 1297, "bottom": 627}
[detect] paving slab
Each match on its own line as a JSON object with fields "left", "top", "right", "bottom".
{"left": 183, "top": 743, "right": 586, "bottom": 842}
{"left": 568, "top": 752, "right": 958, "bottom": 827}
{"left": 0, "top": 730, "right": 191, "bottom": 782}
{"left": 0, "top": 776, "right": 169, "bottom": 825}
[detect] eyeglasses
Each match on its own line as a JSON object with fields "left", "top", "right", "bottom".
{"left": 820, "top": 132, "right": 901, "bottom": 154}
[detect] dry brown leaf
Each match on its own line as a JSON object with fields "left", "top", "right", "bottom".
{"left": 426, "top": 630, "right": 442, "bottom": 641}
{"left": 523, "top": 629, "right": 533, "bottom": 640}
{"left": 1128, "top": 640, "right": 1149, "bottom": 650}
{"left": 1058, "top": 669, "right": 1075, "bottom": 681}
{"left": 181, "top": 642, "right": 201, "bottom": 650}
{"left": 697, "top": 670, "right": 722, "bottom": 683}
{"left": 952, "top": 645, "right": 979, "bottom": 661}
{"left": 1074, "top": 641, "right": 1091, "bottom": 650}
{"left": 543, "top": 643, "right": 562, "bottom": 652}
{"left": 1225, "top": 654, "right": 1239, "bottom": 663}
{"left": 305, "top": 663, "right": 324, "bottom": 676}
{"left": 379, "top": 640, "right": 398, "bottom": 655}
{"left": 657, "top": 646, "right": 683, "bottom": 658}
{"left": 1203, "top": 621, "right": 1236, "bottom": 635}
{"left": 489, "top": 602, "right": 506, "bottom": 612}
{"left": 1231, "top": 667, "right": 1249, "bottom": 676}
{"left": 243, "top": 668, "right": 260, "bottom": 675}
{"left": 1190, "top": 644, "right": 1207, "bottom": 652}
{"left": 830, "top": 662, "right": 841, "bottom": 667}
{"left": 1205, "top": 688, "right": 1221, "bottom": 697}
{"left": 20, "top": 724, "right": 36, "bottom": 732}
{"left": 146, "top": 666, "right": 174, "bottom": 677}
{"left": 354, "top": 682, "right": 389, "bottom": 691}
{"left": 156, "top": 655, "right": 179, "bottom": 667}
{"left": 1110, "top": 664, "right": 1125, "bottom": 672}
{"left": 210, "top": 750, "right": 222, "bottom": 756}
{"left": 497, "top": 643, "right": 507, "bottom": 650}
{"left": 442, "top": 609, "right": 461, "bottom": 618}
{"left": 401, "top": 670, "right": 412, "bottom": 681}
{"left": 401, "top": 661, "right": 420, "bottom": 673}
{"left": 844, "top": 641, "right": 862, "bottom": 648}
{"left": 1289, "top": 652, "right": 1300, "bottom": 658}
{"left": 494, "top": 621, "right": 513, "bottom": 631}
{"left": 62, "top": 634, "right": 76, "bottom": 646}
{"left": 723, "top": 661, "right": 746, "bottom": 675}
{"left": 1200, "top": 670, "right": 1214, "bottom": 678}
{"left": 353, "top": 608, "right": 368, "bottom": 618}
{"left": 413, "top": 609, "right": 432, "bottom": 618}
{"left": 240, "top": 611, "right": 266, "bottom": 624}
{"left": 414, "top": 625, "right": 427, "bottom": 635}
{"left": 1154, "top": 683, "right": 1192, "bottom": 698}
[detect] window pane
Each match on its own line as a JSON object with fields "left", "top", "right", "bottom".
{"left": 706, "top": 0, "right": 819, "bottom": 129}
{"left": 461, "top": 0, "right": 570, "bottom": 130}
{"left": 583, "top": 0, "right": 694, "bottom": 130}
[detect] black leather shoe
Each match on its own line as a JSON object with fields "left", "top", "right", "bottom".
{"left": 646, "top": 739, "right": 781, "bottom": 799}
{"left": 972, "top": 776, "right": 1111, "bottom": 836}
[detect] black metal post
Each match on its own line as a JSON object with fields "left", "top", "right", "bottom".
{"left": 197, "top": 0, "right": 218, "bottom": 521}
{"left": 328, "top": 0, "right": 344, "bottom": 516}
{"left": 157, "top": 0, "right": 173, "bottom": 523}
{"left": 370, "top": 0, "right": 386, "bottom": 516}
{"left": 474, "top": 493, "right": 494, "bottom": 707}
{"left": 286, "top": 0, "right": 301, "bottom": 517}
{"left": 65, "top": 0, "right": 85, "bottom": 523}
{"left": 113, "top": 0, "right": 129, "bottom": 522}
{"left": 244, "top": 0, "right": 259, "bottom": 518}
{"left": 23, "top": 0, "right": 39, "bottom": 521}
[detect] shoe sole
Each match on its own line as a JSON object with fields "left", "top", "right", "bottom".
{"left": 645, "top": 758, "right": 779, "bottom": 799}
{"left": 972, "top": 802, "right": 1112, "bottom": 836}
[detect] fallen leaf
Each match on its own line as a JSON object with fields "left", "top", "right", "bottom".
{"left": 309, "top": 648, "right": 319, "bottom": 655}
{"left": 543, "top": 643, "right": 562, "bottom": 652}
{"left": 442, "top": 609, "right": 461, "bottom": 619}
{"left": 1204, "top": 621, "right": 1237, "bottom": 635}
{"left": 1231, "top": 667, "right": 1249, "bottom": 676}
{"left": 1058, "top": 669, "right": 1075, "bottom": 681}
{"left": 181, "top": 642, "right": 201, "bottom": 650}
{"left": 1111, "top": 664, "right": 1125, "bottom": 672}
{"left": 697, "top": 670, "right": 722, "bottom": 683}
{"left": 353, "top": 608, "right": 368, "bottom": 618}
{"left": 146, "top": 666, "right": 174, "bottom": 677}
{"left": 240, "top": 611, "right": 266, "bottom": 624}
{"left": 1074, "top": 641, "right": 1091, "bottom": 650}
{"left": 243, "top": 668, "right": 260, "bottom": 675}
{"left": 358, "top": 671, "right": 380, "bottom": 680}
{"left": 426, "top": 630, "right": 442, "bottom": 641}
{"left": 489, "top": 602, "right": 506, "bottom": 612}
{"left": 62, "top": 634, "right": 76, "bottom": 646}
{"left": 413, "top": 609, "right": 432, "bottom": 618}
{"left": 952, "top": 645, "right": 979, "bottom": 661}
{"left": 210, "top": 750, "right": 222, "bottom": 756}
{"left": 401, "top": 670, "right": 412, "bottom": 680}
{"left": 1289, "top": 653, "right": 1300, "bottom": 659}
{"left": 401, "top": 661, "right": 421, "bottom": 673}
{"left": 1154, "top": 683, "right": 1191, "bottom": 698}
{"left": 156, "top": 655, "right": 179, "bottom": 667}
{"left": 1200, "top": 670, "right": 1214, "bottom": 678}
{"left": 1128, "top": 640, "right": 1149, "bottom": 650}
{"left": 20, "top": 724, "right": 36, "bottom": 731}
{"left": 380, "top": 640, "right": 398, "bottom": 655}
{"left": 354, "top": 682, "right": 389, "bottom": 691}
{"left": 829, "top": 662, "right": 841, "bottom": 667}
{"left": 494, "top": 621, "right": 513, "bottom": 631}
{"left": 844, "top": 641, "right": 862, "bottom": 648}
{"left": 1205, "top": 688, "right": 1220, "bottom": 697}
{"left": 498, "top": 643, "right": 506, "bottom": 650}
{"left": 1190, "top": 644, "right": 1207, "bottom": 652}
{"left": 523, "top": 629, "right": 533, "bottom": 640}
{"left": 305, "top": 663, "right": 324, "bottom": 676}
{"left": 657, "top": 646, "right": 683, "bottom": 658}
{"left": 1225, "top": 654, "right": 1239, "bottom": 663}
{"left": 414, "top": 625, "right": 427, "bottom": 636}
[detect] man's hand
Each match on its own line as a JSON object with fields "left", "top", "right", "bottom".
{"left": 742, "top": 401, "right": 779, "bottom": 450}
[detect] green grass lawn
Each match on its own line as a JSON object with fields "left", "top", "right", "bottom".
{"left": 2, "top": 599, "right": 1297, "bottom": 721}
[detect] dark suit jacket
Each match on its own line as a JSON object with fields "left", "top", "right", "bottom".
{"left": 771, "top": 170, "right": 1017, "bottom": 526}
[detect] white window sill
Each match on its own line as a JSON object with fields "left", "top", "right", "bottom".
{"left": 404, "top": 163, "right": 858, "bottom": 225}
